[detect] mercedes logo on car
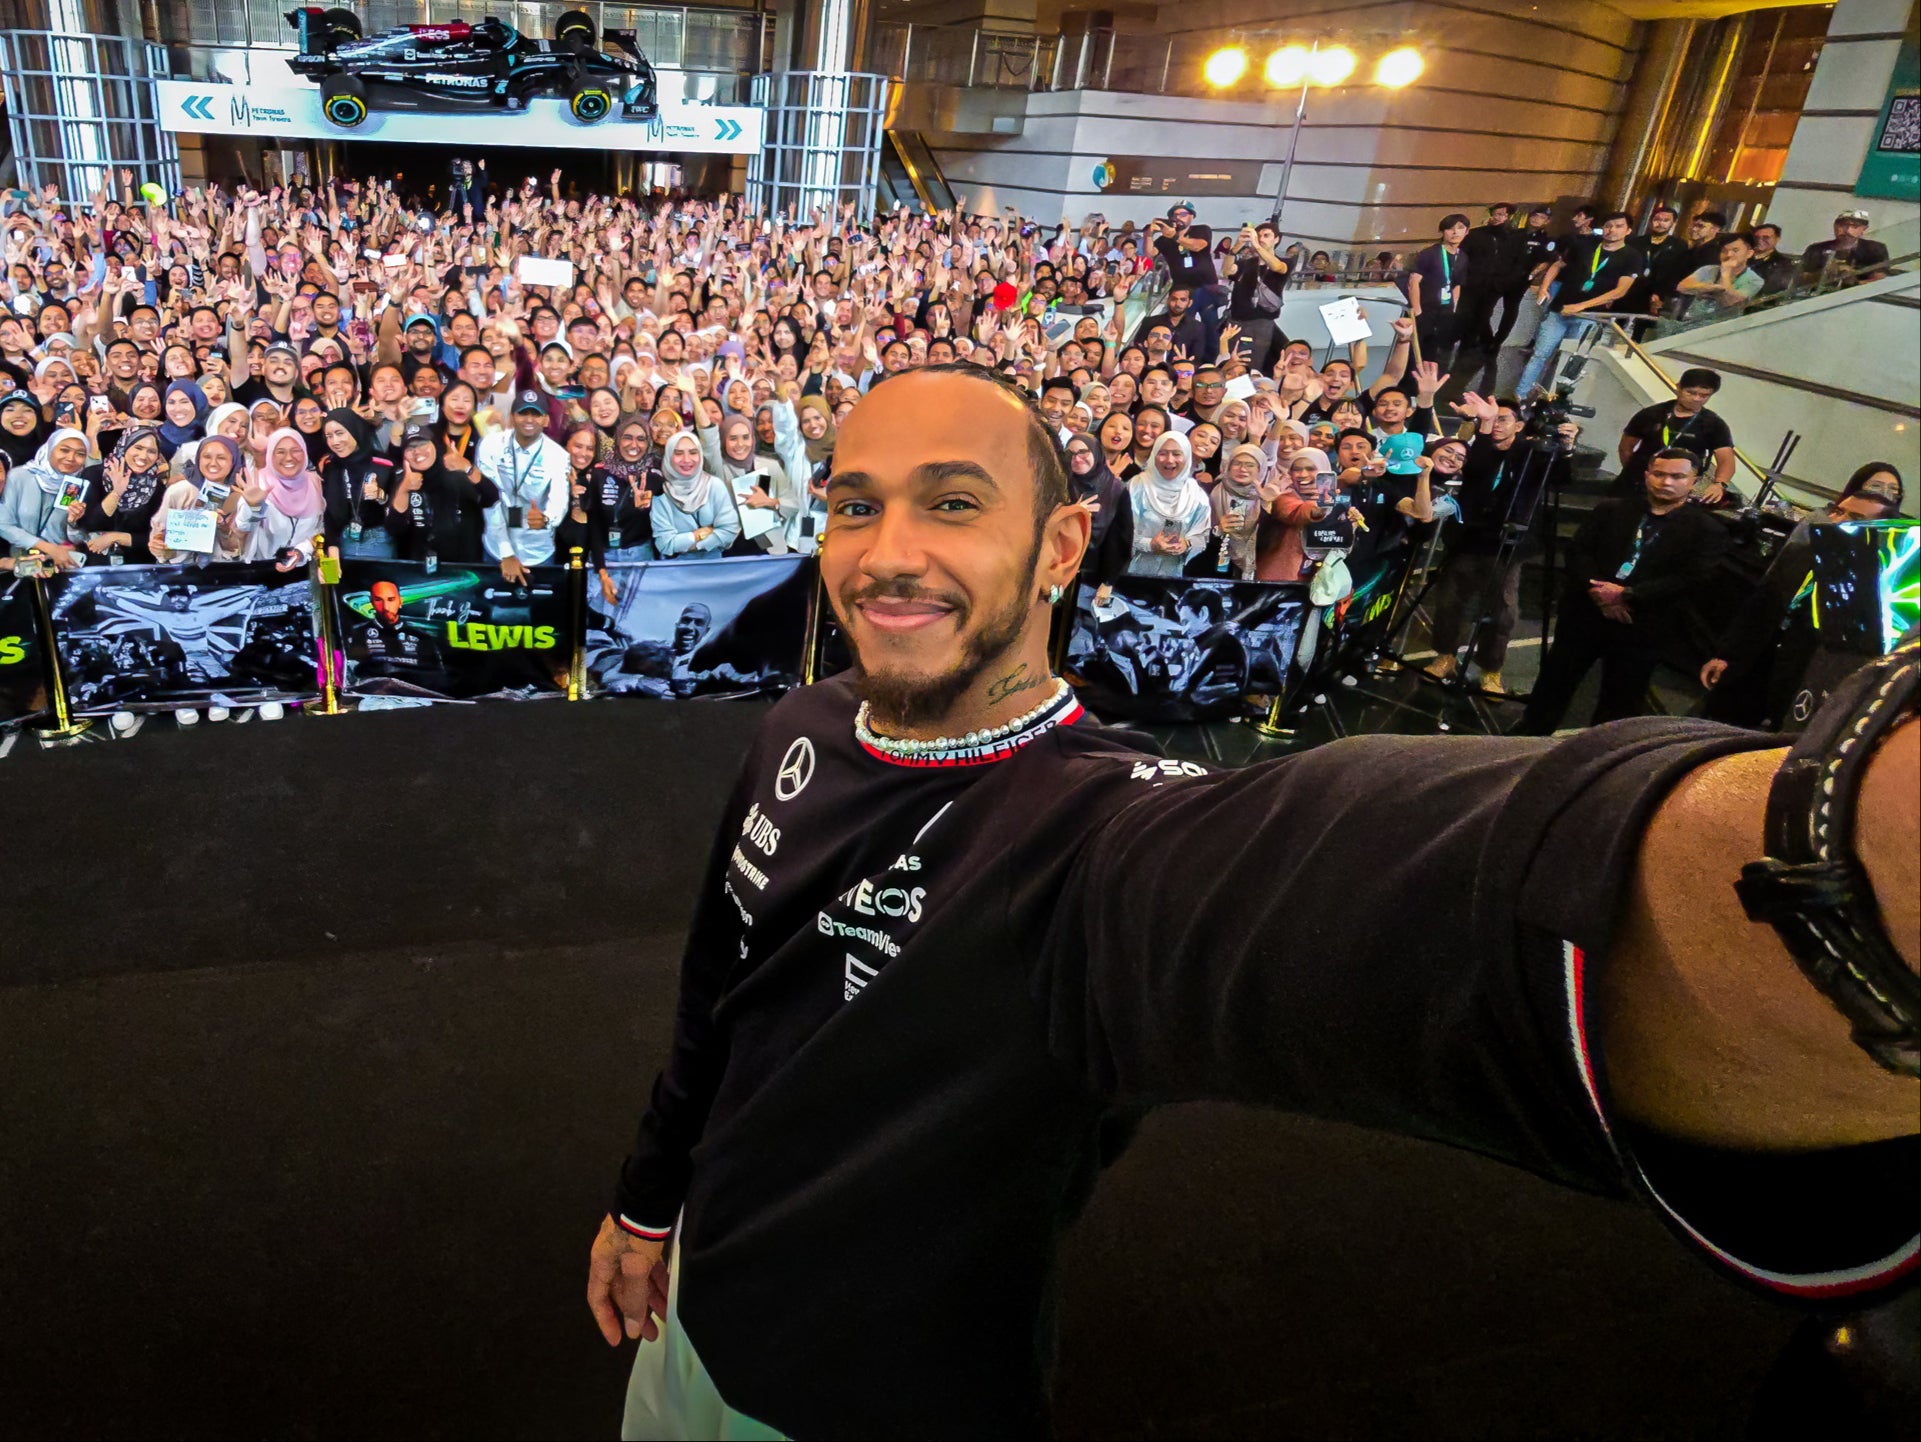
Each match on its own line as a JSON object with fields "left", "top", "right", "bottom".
{"left": 775, "top": 737, "right": 815, "bottom": 801}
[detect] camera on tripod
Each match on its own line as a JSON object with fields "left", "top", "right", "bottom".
{"left": 1522, "top": 386, "right": 1595, "bottom": 446}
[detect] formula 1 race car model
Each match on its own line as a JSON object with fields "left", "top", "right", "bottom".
{"left": 285, "top": 7, "right": 659, "bottom": 128}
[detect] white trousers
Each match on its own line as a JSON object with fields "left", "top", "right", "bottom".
{"left": 621, "top": 1247, "right": 784, "bottom": 1442}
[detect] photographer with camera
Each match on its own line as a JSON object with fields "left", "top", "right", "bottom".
{"left": 1422, "top": 392, "right": 1579, "bottom": 694}
{"left": 1517, "top": 447, "right": 1730, "bottom": 734}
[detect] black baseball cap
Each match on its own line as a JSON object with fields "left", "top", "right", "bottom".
{"left": 512, "top": 388, "right": 547, "bottom": 414}
{"left": 401, "top": 421, "right": 434, "bottom": 447}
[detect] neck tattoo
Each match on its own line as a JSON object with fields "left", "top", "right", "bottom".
{"left": 985, "top": 661, "right": 1049, "bottom": 706}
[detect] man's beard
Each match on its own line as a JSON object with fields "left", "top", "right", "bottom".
{"left": 847, "top": 542, "right": 1040, "bottom": 733}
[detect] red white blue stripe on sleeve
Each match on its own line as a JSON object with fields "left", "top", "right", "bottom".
{"left": 617, "top": 1214, "right": 673, "bottom": 1241}
{"left": 1562, "top": 942, "right": 1919, "bottom": 1301}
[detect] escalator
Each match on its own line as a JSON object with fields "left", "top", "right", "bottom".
{"left": 879, "top": 130, "right": 954, "bottom": 214}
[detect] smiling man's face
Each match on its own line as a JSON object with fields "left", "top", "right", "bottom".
{"left": 821, "top": 371, "right": 1084, "bottom": 729}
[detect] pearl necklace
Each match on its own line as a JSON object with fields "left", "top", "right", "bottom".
{"left": 856, "top": 678, "right": 1077, "bottom": 766}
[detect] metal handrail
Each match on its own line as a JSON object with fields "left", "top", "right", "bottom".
{"left": 1600, "top": 318, "right": 1832, "bottom": 502}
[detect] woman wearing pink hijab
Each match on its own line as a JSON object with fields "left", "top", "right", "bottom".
{"left": 237, "top": 427, "right": 326, "bottom": 569}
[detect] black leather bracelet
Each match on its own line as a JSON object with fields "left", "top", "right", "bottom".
{"left": 1734, "top": 636, "right": 1920, "bottom": 1077}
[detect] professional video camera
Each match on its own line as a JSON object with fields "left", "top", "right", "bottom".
{"left": 1522, "top": 384, "right": 1595, "bottom": 446}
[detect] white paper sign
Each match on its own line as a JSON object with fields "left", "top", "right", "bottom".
{"left": 1223, "top": 375, "right": 1257, "bottom": 402}
{"left": 1319, "top": 296, "right": 1374, "bottom": 347}
{"left": 164, "top": 508, "right": 219, "bottom": 554}
{"left": 516, "top": 255, "right": 576, "bottom": 290}
{"left": 731, "top": 474, "right": 783, "bottom": 542}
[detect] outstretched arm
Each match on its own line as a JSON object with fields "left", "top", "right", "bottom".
{"left": 1031, "top": 701, "right": 1917, "bottom": 1295}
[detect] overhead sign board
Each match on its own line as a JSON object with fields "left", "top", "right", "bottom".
{"left": 156, "top": 79, "right": 762, "bottom": 155}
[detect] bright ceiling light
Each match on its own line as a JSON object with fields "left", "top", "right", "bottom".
{"left": 1265, "top": 44, "right": 1312, "bottom": 88}
{"left": 1374, "top": 46, "right": 1423, "bottom": 88}
{"left": 1310, "top": 45, "right": 1357, "bottom": 87}
{"left": 1204, "top": 46, "right": 1249, "bottom": 88}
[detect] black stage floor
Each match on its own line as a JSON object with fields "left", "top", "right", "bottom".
{"left": 0, "top": 700, "right": 1830, "bottom": 1438}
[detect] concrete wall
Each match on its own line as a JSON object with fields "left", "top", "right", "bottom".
{"left": 1768, "top": 0, "right": 1920, "bottom": 260}
{"left": 927, "top": 0, "right": 1639, "bottom": 244}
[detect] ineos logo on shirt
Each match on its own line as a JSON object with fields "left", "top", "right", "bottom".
{"left": 775, "top": 737, "right": 815, "bottom": 801}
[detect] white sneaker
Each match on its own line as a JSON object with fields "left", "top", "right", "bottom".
{"left": 110, "top": 710, "right": 140, "bottom": 736}
{"left": 256, "top": 702, "right": 285, "bottom": 721}
{"left": 174, "top": 707, "right": 200, "bottom": 728}
{"left": 206, "top": 705, "right": 231, "bottom": 723}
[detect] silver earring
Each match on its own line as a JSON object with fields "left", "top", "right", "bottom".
{"left": 1046, "top": 584, "right": 1064, "bottom": 605}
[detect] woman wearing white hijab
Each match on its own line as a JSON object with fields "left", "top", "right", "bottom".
{"left": 1126, "top": 429, "right": 1211, "bottom": 577}
{"left": 0, "top": 427, "right": 88, "bottom": 569}
{"left": 649, "top": 429, "right": 741, "bottom": 559}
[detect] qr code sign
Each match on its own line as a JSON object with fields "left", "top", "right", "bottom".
{"left": 1878, "top": 92, "right": 1920, "bottom": 154}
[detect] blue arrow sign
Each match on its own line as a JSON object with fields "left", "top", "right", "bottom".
{"left": 715, "top": 117, "right": 742, "bottom": 142}
{"left": 181, "top": 94, "right": 215, "bottom": 120}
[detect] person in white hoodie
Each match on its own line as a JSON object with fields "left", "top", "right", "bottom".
{"left": 1126, "top": 429, "right": 1211, "bottom": 577}
{"left": 477, "top": 388, "right": 572, "bottom": 585}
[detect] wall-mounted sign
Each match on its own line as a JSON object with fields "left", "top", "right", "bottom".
{"left": 157, "top": 79, "right": 762, "bottom": 155}
{"left": 1091, "top": 155, "right": 1265, "bottom": 197}
{"left": 1856, "top": 39, "right": 1919, "bottom": 202}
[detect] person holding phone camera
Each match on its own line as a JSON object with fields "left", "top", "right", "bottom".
{"left": 0, "top": 426, "right": 88, "bottom": 571}
{"left": 1224, "top": 221, "right": 1289, "bottom": 374}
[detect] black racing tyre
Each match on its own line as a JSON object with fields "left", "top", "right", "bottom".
{"left": 320, "top": 7, "right": 362, "bottom": 42}
{"left": 567, "top": 74, "right": 613, "bottom": 124}
{"left": 554, "top": 9, "right": 595, "bottom": 48}
{"left": 321, "top": 73, "right": 369, "bottom": 129}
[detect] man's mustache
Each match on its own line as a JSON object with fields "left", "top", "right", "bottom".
{"left": 845, "top": 580, "right": 968, "bottom": 611}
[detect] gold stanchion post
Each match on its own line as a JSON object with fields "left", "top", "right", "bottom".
{"left": 801, "top": 554, "right": 825, "bottom": 686}
{"left": 27, "top": 571, "right": 91, "bottom": 739}
{"left": 308, "top": 545, "right": 344, "bottom": 716}
{"left": 566, "top": 547, "right": 586, "bottom": 700}
{"left": 1250, "top": 689, "right": 1295, "bottom": 740}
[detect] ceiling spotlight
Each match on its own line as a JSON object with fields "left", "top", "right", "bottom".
{"left": 1204, "top": 46, "right": 1249, "bottom": 88}
{"left": 1265, "top": 44, "right": 1312, "bottom": 88}
{"left": 1310, "top": 46, "right": 1357, "bottom": 87}
{"left": 1375, "top": 47, "right": 1424, "bottom": 89}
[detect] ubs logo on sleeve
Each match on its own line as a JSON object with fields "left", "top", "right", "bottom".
{"left": 775, "top": 736, "right": 815, "bottom": 800}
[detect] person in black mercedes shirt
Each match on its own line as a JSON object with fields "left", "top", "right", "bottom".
{"left": 348, "top": 576, "right": 449, "bottom": 680}
{"left": 1614, "top": 367, "right": 1736, "bottom": 501}
{"left": 585, "top": 366, "right": 1916, "bottom": 1440}
{"left": 1518, "top": 446, "right": 1730, "bottom": 734}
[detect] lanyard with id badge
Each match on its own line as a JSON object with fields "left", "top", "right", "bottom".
{"left": 506, "top": 442, "right": 544, "bottom": 530}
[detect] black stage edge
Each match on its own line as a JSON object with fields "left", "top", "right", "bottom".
{"left": 1, "top": 702, "right": 1802, "bottom": 1438}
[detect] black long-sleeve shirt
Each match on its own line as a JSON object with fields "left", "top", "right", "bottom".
{"left": 77, "top": 462, "right": 164, "bottom": 564}
{"left": 381, "top": 465, "right": 500, "bottom": 563}
{"left": 1563, "top": 495, "right": 1730, "bottom": 634}
{"left": 1451, "top": 432, "right": 1568, "bottom": 557}
{"left": 320, "top": 455, "right": 393, "bottom": 551}
{"left": 614, "top": 678, "right": 1916, "bottom": 1437}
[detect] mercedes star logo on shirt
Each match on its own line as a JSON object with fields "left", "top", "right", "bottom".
{"left": 775, "top": 736, "right": 815, "bottom": 801}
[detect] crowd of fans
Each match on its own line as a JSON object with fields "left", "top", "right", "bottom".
{"left": 0, "top": 165, "right": 1905, "bottom": 729}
